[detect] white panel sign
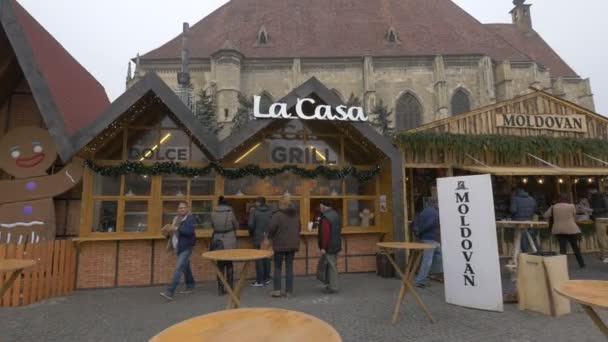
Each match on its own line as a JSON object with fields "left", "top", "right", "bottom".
{"left": 437, "top": 174, "right": 503, "bottom": 312}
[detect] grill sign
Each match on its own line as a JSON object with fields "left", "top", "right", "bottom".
{"left": 253, "top": 95, "right": 368, "bottom": 122}
{"left": 496, "top": 114, "right": 587, "bottom": 133}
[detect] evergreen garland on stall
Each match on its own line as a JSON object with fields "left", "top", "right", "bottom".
{"left": 84, "top": 160, "right": 381, "bottom": 182}
{"left": 397, "top": 132, "right": 608, "bottom": 163}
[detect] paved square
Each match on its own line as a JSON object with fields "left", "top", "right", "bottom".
{"left": 1, "top": 255, "right": 606, "bottom": 342}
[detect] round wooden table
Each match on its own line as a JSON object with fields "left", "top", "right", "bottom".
{"left": 150, "top": 308, "right": 342, "bottom": 342}
{"left": 202, "top": 249, "right": 273, "bottom": 309}
{"left": 555, "top": 280, "right": 608, "bottom": 337}
{"left": 0, "top": 259, "right": 37, "bottom": 297}
{"left": 377, "top": 242, "right": 436, "bottom": 323}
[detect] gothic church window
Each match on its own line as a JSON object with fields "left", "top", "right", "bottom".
{"left": 396, "top": 92, "right": 423, "bottom": 131}
{"left": 386, "top": 27, "right": 399, "bottom": 43}
{"left": 257, "top": 26, "right": 269, "bottom": 45}
{"left": 451, "top": 89, "right": 471, "bottom": 116}
{"left": 259, "top": 92, "right": 273, "bottom": 113}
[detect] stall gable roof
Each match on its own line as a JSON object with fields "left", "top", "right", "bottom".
{"left": 406, "top": 90, "right": 608, "bottom": 139}
{"left": 72, "top": 72, "right": 220, "bottom": 160}
{"left": 220, "top": 76, "right": 400, "bottom": 160}
{"left": 0, "top": 0, "right": 109, "bottom": 160}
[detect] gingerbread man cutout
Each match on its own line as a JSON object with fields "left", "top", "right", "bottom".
{"left": 359, "top": 208, "right": 375, "bottom": 227}
{"left": 0, "top": 126, "right": 84, "bottom": 243}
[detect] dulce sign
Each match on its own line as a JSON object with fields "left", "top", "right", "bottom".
{"left": 496, "top": 113, "right": 587, "bottom": 133}
{"left": 128, "top": 146, "right": 190, "bottom": 161}
{"left": 253, "top": 95, "right": 368, "bottom": 122}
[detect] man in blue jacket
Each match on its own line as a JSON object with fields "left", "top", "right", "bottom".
{"left": 160, "top": 202, "right": 197, "bottom": 300}
{"left": 510, "top": 188, "right": 538, "bottom": 252}
{"left": 413, "top": 198, "right": 442, "bottom": 288}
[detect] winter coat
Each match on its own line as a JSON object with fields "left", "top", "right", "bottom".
{"left": 175, "top": 214, "right": 197, "bottom": 255}
{"left": 544, "top": 203, "right": 581, "bottom": 235}
{"left": 248, "top": 204, "right": 273, "bottom": 244}
{"left": 211, "top": 205, "right": 239, "bottom": 249}
{"left": 318, "top": 208, "right": 342, "bottom": 254}
{"left": 412, "top": 206, "right": 440, "bottom": 242}
{"left": 510, "top": 190, "right": 537, "bottom": 221}
{"left": 267, "top": 205, "right": 301, "bottom": 252}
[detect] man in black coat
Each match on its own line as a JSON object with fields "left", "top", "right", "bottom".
{"left": 248, "top": 197, "right": 272, "bottom": 286}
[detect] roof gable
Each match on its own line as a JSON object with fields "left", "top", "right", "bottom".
{"left": 0, "top": 0, "right": 109, "bottom": 160}
{"left": 220, "top": 76, "right": 400, "bottom": 160}
{"left": 408, "top": 90, "right": 608, "bottom": 139}
{"left": 72, "top": 72, "right": 220, "bottom": 160}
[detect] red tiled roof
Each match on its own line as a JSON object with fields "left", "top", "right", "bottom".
{"left": 141, "top": 0, "right": 530, "bottom": 61}
{"left": 10, "top": 0, "right": 109, "bottom": 134}
{"left": 485, "top": 23, "right": 578, "bottom": 78}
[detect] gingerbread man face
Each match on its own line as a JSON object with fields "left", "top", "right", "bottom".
{"left": 0, "top": 126, "right": 57, "bottom": 178}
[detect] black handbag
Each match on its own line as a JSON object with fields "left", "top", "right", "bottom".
{"left": 210, "top": 235, "right": 224, "bottom": 251}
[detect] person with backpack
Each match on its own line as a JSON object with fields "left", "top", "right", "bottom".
{"left": 210, "top": 196, "right": 239, "bottom": 295}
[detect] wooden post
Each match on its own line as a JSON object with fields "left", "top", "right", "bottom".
{"left": 402, "top": 151, "right": 409, "bottom": 243}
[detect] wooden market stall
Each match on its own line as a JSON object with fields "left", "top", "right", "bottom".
{"left": 70, "top": 75, "right": 405, "bottom": 289}
{"left": 397, "top": 90, "right": 608, "bottom": 254}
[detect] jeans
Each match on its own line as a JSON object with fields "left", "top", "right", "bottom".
{"left": 520, "top": 229, "right": 538, "bottom": 253}
{"left": 325, "top": 253, "right": 339, "bottom": 291}
{"left": 254, "top": 241, "right": 271, "bottom": 284}
{"left": 415, "top": 240, "right": 442, "bottom": 285}
{"left": 167, "top": 248, "right": 195, "bottom": 296}
{"left": 556, "top": 234, "right": 585, "bottom": 268}
{"left": 273, "top": 251, "right": 295, "bottom": 293}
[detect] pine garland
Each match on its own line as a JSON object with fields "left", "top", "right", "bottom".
{"left": 84, "top": 160, "right": 381, "bottom": 182}
{"left": 397, "top": 132, "right": 608, "bottom": 162}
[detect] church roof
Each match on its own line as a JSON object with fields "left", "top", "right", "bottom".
{"left": 141, "top": 0, "right": 533, "bottom": 62}
{"left": 1, "top": 0, "right": 109, "bottom": 159}
{"left": 485, "top": 24, "right": 578, "bottom": 78}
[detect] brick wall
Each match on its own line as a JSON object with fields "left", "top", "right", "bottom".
{"left": 75, "top": 234, "right": 383, "bottom": 289}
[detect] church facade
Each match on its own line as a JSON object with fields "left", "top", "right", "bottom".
{"left": 129, "top": 0, "right": 595, "bottom": 137}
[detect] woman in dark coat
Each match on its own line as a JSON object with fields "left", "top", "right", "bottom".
{"left": 267, "top": 196, "right": 300, "bottom": 297}
{"left": 210, "top": 196, "right": 239, "bottom": 295}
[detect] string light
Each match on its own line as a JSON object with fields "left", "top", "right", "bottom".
{"left": 558, "top": 178, "right": 564, "bottom": 184}
{"left": 537, "top": 178, "right": 544, "bottom": 184}
{"left": 588, "top": 178, "right": 594, "bottom": 184}
{"left": 522, "top": 177, "right": 528, "bottom": 184}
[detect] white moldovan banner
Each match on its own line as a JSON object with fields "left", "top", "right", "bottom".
{"left": 437, "top": 174, "right": 503, "bottom": 312}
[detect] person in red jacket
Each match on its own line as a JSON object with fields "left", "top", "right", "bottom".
{"left": 318, "top": 200, "right": 342, "bottom": 293}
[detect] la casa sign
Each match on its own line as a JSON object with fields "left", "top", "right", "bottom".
{"left": 253, "top": 95, "right": 368, "bottom": 122}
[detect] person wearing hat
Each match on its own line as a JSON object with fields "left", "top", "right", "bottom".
{"left": 267, "top": 196, "right": 300, "bottom": 297}
{"left": 318, "top": 200, "right": 342, "bottom": 294}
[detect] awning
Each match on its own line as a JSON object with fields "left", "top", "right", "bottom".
{"left": 457, "top": 166, "right": 608, "bottom": 176}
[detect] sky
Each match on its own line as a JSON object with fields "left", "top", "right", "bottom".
{"left": 14, "top": 0, "right": 608, "bottom": 114}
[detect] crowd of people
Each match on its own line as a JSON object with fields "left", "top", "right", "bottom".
{"left": 157, "top": 185, "right": 607, "bottom": 301}
{"left": 159, "top": 196, "right": 342, "bottom": 301}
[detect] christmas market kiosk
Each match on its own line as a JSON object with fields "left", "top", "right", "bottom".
{"left": 397, "top": 90, "right": 608, "bottom": 253}
{"left": 71, "top": 74, "right": 404, "bottom": 288}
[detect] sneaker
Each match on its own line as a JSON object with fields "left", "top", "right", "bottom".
{"left": 179, "top": 288, "right": 194, "bottom": 294}
{"left": 159, "top": 291, "right": 173, "bottom": 301}
{"left": 603, "top": 258, "right": 608, "bottom": 264}
{"left": 251, "top": 282, "right": 264, "bottom": 287}
{"left": 264, "top": 279, "right": 272, "bottom": 286}
{"left": 271, "top": 290, "right": 282, "bottom": 298}
{"left": 415, "top": 282, "right": 430, "bottom": 288}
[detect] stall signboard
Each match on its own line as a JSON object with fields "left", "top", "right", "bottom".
{"left": 437, "top": 174, "right": 503, "bottom": 312}
{"left": 253, "top": 95, "right": 368, "bottom": 122}
{"left": 496, "top": 113, "right": 587, "bottom": 133}
{"left": 128, "top": 146, "right": 190, "bottom": 161}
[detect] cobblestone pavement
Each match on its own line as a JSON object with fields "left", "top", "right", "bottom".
{"left": 1, "top": 255, "right": 607, "bottom": 342}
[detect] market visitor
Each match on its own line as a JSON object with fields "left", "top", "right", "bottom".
{"left": 510, "top": 187, "right": 538, "bottom": 252}
{"left": 318, "top": 200, "right": 342, "bottom": 294}
{"left": 159, "top": 202, "right": 196, "bottom": 301}
{"left": 211, "top": 196, "right": 239, "bottom": 295}
{"left": 588, "top": 187, "right": 608, "bottom": 263}
{"left": 248, "top": 197, "right": 272, "bottom": 287}
{"left": 544, "top": 193, "right": 586, "bottom": 268}
{"left": 412, "top": 198, "right": 442, "bottom": 288}
{"left": 267, "top": 196, "right": 301, "bottom": 297}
